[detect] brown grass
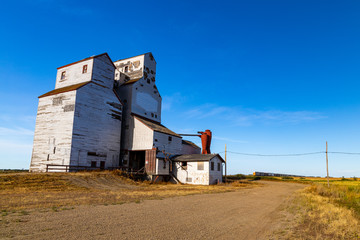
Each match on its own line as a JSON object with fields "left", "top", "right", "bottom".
{"left": 0, "top": 171, "right": 256, "bottom": 211}
{"left": 279, "top": 186, "right": 360, "bottom": 240}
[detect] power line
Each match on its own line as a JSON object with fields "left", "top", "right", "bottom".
{"left": 217, "top": 150, "right": 360, "bottom": 156}
{"left": 328, "top": 151, "right": 360, "bottom": 155}
{"left": 218, "top": 151, "right": 325, "bottom": 157}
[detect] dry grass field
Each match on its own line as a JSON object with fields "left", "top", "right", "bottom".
{"left": 263, "top": 177, "right": 360, "bottom": 239}
{"left": 0, "top": 170, "right": 255, "bottom": 212}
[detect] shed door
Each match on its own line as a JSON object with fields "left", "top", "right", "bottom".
{"left": 145, "top": 149, "right": 156, "bottom": 174}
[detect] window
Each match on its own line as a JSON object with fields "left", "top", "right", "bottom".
{"left": 124, "top": 66, "right": 129, "bottom": 72}
{"left": 186, "top": 177, "right": 192, "bottom": 182}
{"left": 100, "top": 161, "right": 105, "bottom": 170}
{"left": 211, "top": 161, "right": 214, "bottom": 171}
{"left": 151, "top": 113, "right": 154, "bottom": 117}
{"left": 82, "top": 65, "right": 87, "bottom": 73}
{"left": 53, "top": 147, "right": 56, "bottom": 154}
{"left": 181, "top": 162, "right": 187, "bottom": 170}
{"left": 60, "top": 71, "right": 66, "bottom": 80}
{"left": 52, "top": 97, "right": 62, "bottom": 106}
{"left": 217, "top": 162, "right": 221, "bottom": 171}
{"left": 168, "top": 136, "right": 172, "bottom": 141}
{"left": 155, "top": 114, "right": 157, "bottom": 118}
{"left": 147, "top": 79, "right": 150, "bottom": 84}
{"left": 91, "top": 161, "right": 97, "bottom": 168}
{"left": 154, "top": 139, "right": 158, "bottom": 142}
{"left": 197, "top": 162, "right": 204, "bottom": 170}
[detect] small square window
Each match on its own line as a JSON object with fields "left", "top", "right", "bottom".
{"left": 181, "top": 162, "right": 187, "bottom": 170}
{"left": 91, "top": 161, "right": 97, "bottom": 168}
{"left": 186, "top": 177, "right": 192, "bottom": 182}
{"left": 168, "top": 136, "right": 172, "bottom": 141}
{"left": 61, "top": 71, "right": 66, "bottom": 80}
{"left": 82, "top": 65, "right": 87, "bottom": 74}
{"left": 197, "top": 162, "right": 204, "bottom": 170}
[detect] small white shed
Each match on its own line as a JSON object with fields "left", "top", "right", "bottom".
{"left": 171, "top": 154, "right": 224, "bottom": 185}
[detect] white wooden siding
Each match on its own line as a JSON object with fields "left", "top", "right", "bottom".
{"left": 181, "top": 143, "right": 201, "bottom": 154}
{"left": 30, "top": 91, "right": 77, "bottom": 172}
{"left": 55, "top": 59, "right": 93, "bottom": 89}
{"left": 70, "top": 82, "right": 122, "bottom": 168}
{"left": 153, "top": 132, "right": 182, "bottom": 154}
{"left": 92, "top": 54, "right": 115, "bottom": 89}
{"left": 132, "top": 117, "right": 154, "bottom": 150}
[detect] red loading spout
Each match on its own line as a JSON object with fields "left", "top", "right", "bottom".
{"left": 198, "top": 130, "right": 212, "bottom": 154}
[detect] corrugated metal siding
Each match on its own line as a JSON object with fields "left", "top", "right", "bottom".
{"left": 145, "top": 149, "right": 156, "bottom": 174}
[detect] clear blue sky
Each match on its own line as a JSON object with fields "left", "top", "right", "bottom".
{"left": 1, "top": 0, "right": 360, "bottom": 177}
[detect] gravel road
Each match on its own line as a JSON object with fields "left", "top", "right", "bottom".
{"left": 1, "top": 181, "right": 305, "bottom": 240}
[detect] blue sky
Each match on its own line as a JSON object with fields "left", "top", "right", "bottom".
{"left": 1, "top": 0, "right": 360, "bottom": 177}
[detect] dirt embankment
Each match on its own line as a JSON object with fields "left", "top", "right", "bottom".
{"left": 1, "top": 181, "right": 304, "bottom": 240}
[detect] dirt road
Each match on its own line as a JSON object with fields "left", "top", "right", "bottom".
{"left": 1, "top": 181, "right": 305, "bottom": 240}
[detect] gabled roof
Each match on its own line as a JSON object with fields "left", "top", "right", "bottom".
{"left": 171, "top": 154, "right": 225, "bottom": 162}
{"left": 182, "top": 140, "right": 201, "bottom": 149}
{"left": 57, "top": 53, "right": 116, "bottom": 70}
{"left": 133, "top": 115, "right": 181, "bottom": 138}
{"left": 38, "top": 81, "right": 90, "bottom": 98}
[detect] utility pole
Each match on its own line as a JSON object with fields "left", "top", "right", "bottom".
{"left": 225, "top": 144, "right": 227, "bottom": 183}
{"left": 326, "top": 141, "right": 330, "bottom": 188}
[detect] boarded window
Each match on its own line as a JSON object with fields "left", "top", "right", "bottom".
{"left": 181, "top": 162, "right": 187, "bottom": 170}
{"left": 197, "top": 162, "right": 204, "bottom": 170}
{"left": 64, "top": 104, "right": 75, "bottom": 112}
{"left": 52, "top": 97, "right": 62, "bottom": 106}
{"left": 186, "top": 177, "right": 192, "bottom": 182}
{"left": 82, "top": 65, "right": 87, "bottom": 73}
{"left": 217, "top": 162, "right": 221, "bottom": 171}
{"left": 91, "top": 161, "right": 97, "bottom": 168}
{"left": 60, "top": 71, "right": 66, "bottom": 80}
{"left": 211, "top": 161, "right": 214, "bottom": 171}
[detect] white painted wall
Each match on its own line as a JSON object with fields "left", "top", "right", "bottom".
{"left": 131, "top": 79, "right": 162, "bottom": 123}
{"left": 55, "top": 59, "right": 93, "bottom": 89}
{"left": 30, "top": 91, "right": 77, "bottom": 172}
{"left": 156, "top": 158, "right": 169, "bottom": 175}
{"left": 132, "top": 117, "right": 154, "bottom": 150}
{"left": 92, "top": 54, "right": 115, "bottom": 89}
{"left": 173, "top": 161, "right": 210, "bottom": 185}
{"left": 153, "top": 132, "right": 182, "bottom": 154}
{"left": 181, "top": 143, "right": 201, "bottom": 154}
{"left": 209, "top": 156, "right": 223, "bottom": 184}
{"left": 70, "top": 82, "right": 122, "bottom": 169}
{"left": 114, "top": 55, "right": 144, "bottom": 83}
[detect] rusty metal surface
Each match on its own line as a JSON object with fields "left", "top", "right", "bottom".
{"left": 38, "top": 81, "right": 90, "bottom": 98}
{"left": 145, "top": 149, "right": 156, "bottom": 174}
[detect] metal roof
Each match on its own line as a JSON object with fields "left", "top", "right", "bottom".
{"left": 57, "top": 53, "right": 116, "bottom": 70}
{"left": 134, "top": 115, "right": 181, "bottom": 138}
{"left": 38, "top": 81, "right": 90, "bottom": 98}
{"left": 171, "top": 154, "right": 225, "bottom": 162}
{"left": 182, "top": 140, "right": 201, "bottom": 149}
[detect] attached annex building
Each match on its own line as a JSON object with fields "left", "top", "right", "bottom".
{"left": 30, "top": 52, "right": 224, "bottom": 185}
